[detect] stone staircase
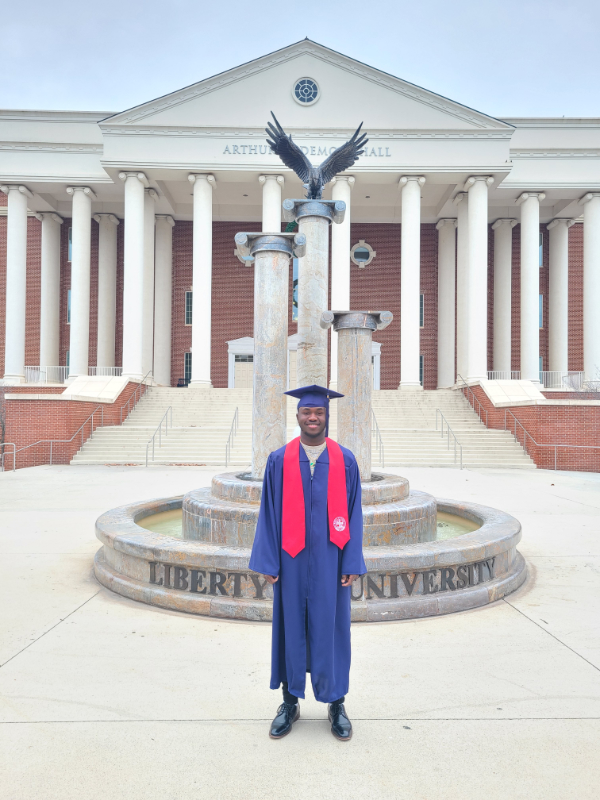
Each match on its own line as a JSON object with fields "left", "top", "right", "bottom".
{"left": 372, "top": 390, "right": 535, "bottom": 468}
{"left": 72, "top": 386, "right": 535, "bottom": 469}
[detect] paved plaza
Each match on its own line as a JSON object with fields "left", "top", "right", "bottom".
{"left": 1, "top": 463, "right": 599, "bottom": 800}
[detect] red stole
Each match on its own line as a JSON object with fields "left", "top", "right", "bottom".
{"left": 282, "top": 437, "right": 350, "bottom": 558}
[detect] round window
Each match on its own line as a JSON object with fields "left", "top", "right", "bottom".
{"left": 292, "top": 78, "right": 319, "bottom": 105}
{"left": 350, "top": 240, "right": 376, "bottom": 269}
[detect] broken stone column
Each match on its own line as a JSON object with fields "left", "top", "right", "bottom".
{"left": 283, "top": 199, "right": 346, "bottom": 386}
{"left": 321, "top": 310, "right": 393, "bottom": 481}
{"left": 234, "top": 232, "right": 306, "bottom": 479}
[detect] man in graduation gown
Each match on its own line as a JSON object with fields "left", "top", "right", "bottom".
{"left": 249, "top": 385, "right": 366, "bottom": 742}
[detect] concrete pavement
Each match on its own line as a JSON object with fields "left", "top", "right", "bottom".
{"left": 1, "top": 464, "right": 599, "bottom": 799}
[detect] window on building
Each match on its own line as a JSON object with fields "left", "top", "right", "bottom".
{"left": 539, "top": 232, "right": 543, "bottom": 267}
{"left": 67, "top": 289, "right": 71, "bottom": 324}
{"left": 420, "top": 294, "right": 424, "bottom": 328}
{"left": 66, "top": 350, "right": 70, "bottom": 370}
{"left": 292, "top": 258, "right": 299, "bottom": 322}
{"left": 419, "top": 355, "right": 424, "bottom": 387}
{"left": 539, "top": 294, "right": 543, "bottom": 328}
{"left": 185, "top": 291, "right": 193, "bottom": 326}
{"left": 68, "top": 227, "right": 72, "bottom": 262}
{"left": 539, "top": 355, "right": 544, "bottom": 375}
{"left": 184, "top": 352, "right": 192, "bottom": 385}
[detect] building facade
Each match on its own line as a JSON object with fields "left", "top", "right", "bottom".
{"left": 1, "top": 40, "right": 599, "bottom": 390}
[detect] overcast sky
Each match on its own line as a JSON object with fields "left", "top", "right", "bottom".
{"left": 2, "top": 0, "right": 599, "bottom": 118}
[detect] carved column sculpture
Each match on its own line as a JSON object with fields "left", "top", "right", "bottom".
{"left": 235, "top": 231, "right": 306, "bottom": 480}
{"left": 321, "top": 310, "right": 393, "bottom": 481}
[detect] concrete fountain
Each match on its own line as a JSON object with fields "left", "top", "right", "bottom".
{"left": 94, "top": 194, "right": 526, "bottom": 622}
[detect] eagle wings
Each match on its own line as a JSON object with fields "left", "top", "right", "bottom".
{"left": 266, "top": 112, "right": 368, "bottom": 199}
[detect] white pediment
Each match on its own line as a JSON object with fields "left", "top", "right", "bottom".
{"left": 102, "top": 40, "right": 511, "bottom": 134}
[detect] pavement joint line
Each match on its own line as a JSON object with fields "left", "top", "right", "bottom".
{"left": 1, "top": 717, "right": 600, "bottom": 725}
{"left": 502, "top": 598, "right": 600, "bottom": 675}
{"left": 0, "top": 591, "right": 100, "bottom": 670}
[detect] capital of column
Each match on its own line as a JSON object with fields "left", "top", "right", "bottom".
{"left": 258, "top": 174, "right": 284, "bottom": 187}
{"left": 0, "top": 184, "right": 33, "bottom": 198}
{"left": 320, "top": 310, "right": 393, "bottom": 332}
{"left": 492, "top": 218, "right": 518, "bottom": 230}
{"left": 399, "top": 176, "right": 426, "bottom": 189}
{"left": 155, "top": 215, "right": 175, "bottom": 226}
{"left": 579, "top": 192, "right": 600, "bottom": 205}
{"left": 234, "top": 231, "right": 306, "bottom": 262}
{"left": 464, "top": 176, "right": 494, "bottom": 191}
{"left": 547, "top": 218, "right": 575, "bottom": 230}
{"left": 188, "top": 173, "right": 216, "bottom": 187}
{"left": 35, "top": 212, "right": 64, "bottom": 224}
{"left": 453, "top": 192, "right": 468, "bottom": 206}
{"left": 516, "top": 192, "right": 545, "bottom": 205}
{"left": 331, "top": 175, "right": 355, "bottom": 188}
{"left": 436, "top": 218, "right": 457, "bottom": 230}
{"left": 93, "top": 213, "right": 119, "bottom": 225}
{"left": 66, "top": 186, "right": 97, "bottom": 199}
{"left": 282, "top": 198, "right": 345, "bottom": 225}
{"left": 118, "top": 171, "right": 149, "bottom": 187}
{"left": 145, "top": 188, "right": 159, "bottom": 202}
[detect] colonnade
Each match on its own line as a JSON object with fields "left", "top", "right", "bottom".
{"left": 1, "top": 178, "right": 600, "bottom": 386}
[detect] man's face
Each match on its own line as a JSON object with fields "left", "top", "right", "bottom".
{"left": 297, "top": 406, "right": 327, "bottom": 440}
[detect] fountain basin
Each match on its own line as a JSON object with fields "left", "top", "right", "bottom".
{"left": 94, "top": 488, "right": 526, "bottom": 622}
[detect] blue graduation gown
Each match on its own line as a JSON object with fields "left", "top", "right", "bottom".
{"left": 249, "top": 442, "right": 366, "bottom": 703}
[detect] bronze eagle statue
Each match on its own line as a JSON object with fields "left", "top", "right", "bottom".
{"left": 266, "top": 112, "right": 368, "bottom": 199}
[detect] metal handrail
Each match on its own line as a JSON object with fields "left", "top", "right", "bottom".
{"left": 145, "top": 407, "right": 173, "bottom": 467}
{"left": 6, "top": 405, "right": 104, "bottom": 469}
{"left": 371, "top": 410, "right": 384, "bottom": 468}
{"left": 225, "top": 407, "right": 239, "bottom": 467}
{"left": 436, "top": 409, "right": 463, "bottom": 469}
{"left": 1, "top": 443, "right": 16, "bottom": 472}
{"left": 504, "top": 409, "right": 600, "bottom": 470}
{"left": 457, "top": 374, "right": 488, "bottom": 427}
{"left": 119, "top": 370, "right": 153, "bottom": 423}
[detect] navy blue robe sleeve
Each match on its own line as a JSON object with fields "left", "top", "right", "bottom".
{"left": 249, "top": 453, "right": 281, "bottom": 577}
{"left": 341, "top": 456, "right": 367, "bottom": 576}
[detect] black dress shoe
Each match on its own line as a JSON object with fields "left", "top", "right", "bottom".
{"left": 269, "top": 702, "right": 300, "bottom": 739}
{"left": 328, "top": 702, "right": 352, "bottom": 741}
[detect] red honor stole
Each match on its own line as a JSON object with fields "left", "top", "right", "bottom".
{"left": 282, "top": 437, "right": 350, "bottom": 558}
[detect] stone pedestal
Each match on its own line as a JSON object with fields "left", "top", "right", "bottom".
{"left": 321, "top": 310, "right": 393, "bottom": 481}
{"left": 283, "top": 199, "right": 346, "bottom": 386}
{"left": 234, "top": 232, "right": 306, "bottom": 479}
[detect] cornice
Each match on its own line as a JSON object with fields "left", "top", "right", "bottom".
{"left": 100, "top": 40, "right": 512, "bottom": 131}
{"left": 0, "top": 141, "right": 103, "bottom": 154}
{"left": 99, "top": 125, "right": 512, "bottom": 140}
{"left": 0, "top": 110, "right": 114, "bottom": 123}
{"left": 511, "top": 149, "right": 600, "bottom": 159}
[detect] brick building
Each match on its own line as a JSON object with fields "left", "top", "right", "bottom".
{"left": 1, "top": 39, "right": 599, "bottom": 393}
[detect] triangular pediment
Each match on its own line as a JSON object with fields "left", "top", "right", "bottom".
{"left": 101, "top": 40, "right": 511, "bottom": 134}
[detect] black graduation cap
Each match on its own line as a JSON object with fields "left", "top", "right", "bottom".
{"left": 284, "top": 384, "right": 344, "bottom": 409}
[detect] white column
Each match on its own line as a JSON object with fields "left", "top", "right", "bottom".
{"left": 330, "top": 175, "right": 354, "bottom": 389}
{"left": 581, "top": 193, "right": 600, "bottom": 382}
{"left": 66, "top": 186, "right": 95, "bottom": 379}
{"left": 154, "top": 215, "right": 174, "bottom": 386}
{"left": 464, "top": 176, "right": 493, "bottom": 382}
{"left": 492, "top": 219, "right": 517, "bottom": 374}
{"left": 36, "top": 212, "right": 63, "bottom": 368}
{"left": 436, "top": 219, "right": 456, "bottom": 388}
{"left": 547, "top": 218, "right": 573, "bottom": 374}
{"left": 94, "top": 214, "right": 119, "bottom": 369}
{"left": 188, "top": 173, "right": 215, "bottom": 387}
{"left": 399, "top": 176, "right": 425, "bottom": 389}
{"left": 0, "top": 185, "right": 31, "bottom": 382}
{"left": 259, "top": 174, "right": 284, "bottom": 231}
{"left": 454, "top": 192, "right": 468, "bottom": 382}
{"left": 517, "top": 192, "right": 545, "bottom": 382}
{"left": 119, "top": 171, "right": 147, "bottom": 382}
{"left": 143, "top": 189, "right": 157, "bottom": 377}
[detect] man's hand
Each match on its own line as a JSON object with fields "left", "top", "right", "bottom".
{"left": 341, "top": 575, "right": 359, "bottom": 587}
{"left": 262, "top": 574, "right": 279, "bottom": 585}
